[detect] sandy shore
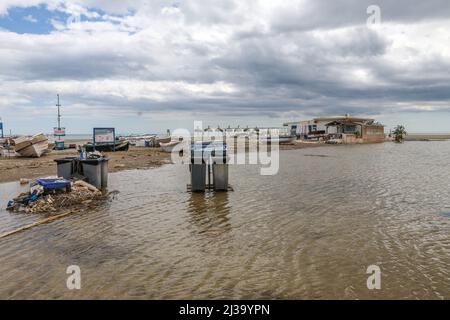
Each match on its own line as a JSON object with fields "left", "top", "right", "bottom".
{"left": 0, "top": 146, "right": 172, "bottom": 184}
{"left": 0, "top": 140, "right": 327, "bottom": 183}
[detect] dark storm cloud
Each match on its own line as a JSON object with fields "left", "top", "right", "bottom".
{"left": 269, "top": 0, "right": 450, "bottom": 33}
{"left": 1, "top": 0, "right": 450, "bottom": 120}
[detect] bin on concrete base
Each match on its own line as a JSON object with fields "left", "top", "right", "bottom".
{"left": 54, "top": 157, "right": 77, "bottom": 179}
{"left": 190, "top": 158, "right": 206, "bottom": 192}
{"left": 212, "top": 156, "right": 228, "bottom": 191}
{"left": 80, "top": 157, "right": 110, "bottom": 190}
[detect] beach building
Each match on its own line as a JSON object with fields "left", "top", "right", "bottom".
{"left": 284, "top": 115, "right": 385, "bottom": 143}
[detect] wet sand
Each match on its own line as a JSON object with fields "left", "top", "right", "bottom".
{"left": 0, "top": 145, "right": 171, "bottom": 183}
{"left": 0, "top": 140, "right": 327, "bottom": 183}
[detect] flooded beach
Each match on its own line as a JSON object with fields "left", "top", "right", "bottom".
{"left": 0, "top": 142, "right": 449, "bottom": 299}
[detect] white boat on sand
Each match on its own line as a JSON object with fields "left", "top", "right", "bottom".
{"left": 160, "top": 140, "right": 181, "bottom": 153}
{"left": 156, "top": 136, "right": 171, "bottom": 145}
{"left": 13, "top": 134, "right": 49, "bottom": 158}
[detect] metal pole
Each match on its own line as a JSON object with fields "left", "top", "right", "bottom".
{"left": 56, "top": 94, "right": 61, "bottom": 130}
{"left": 55, "top": 94, "right": 62, "bottom": 147}
{"left": 208, "top": 156, "right": 211, "bottom": 190}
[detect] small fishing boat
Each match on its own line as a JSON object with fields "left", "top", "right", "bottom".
{"left": 118, "top": 134, "right": 157, "bottom": 146}
{"left": 14, "top": 133, "right": 49, "bottom": 158}
{"left": 156, "top": 136, "right": 171, "bottom": 145}
{"left": 160, "top": 140, "right": 181, "bottom": 153}
{"left": 83, "top": 140, "right": 130, "bottom": 152}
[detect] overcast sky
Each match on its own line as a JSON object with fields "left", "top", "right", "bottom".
{"left": 1, "top": 0, "right": 450, "bottom": 134}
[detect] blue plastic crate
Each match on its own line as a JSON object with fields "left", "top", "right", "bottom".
{"left": 36, "top": 178, "right": 71, "bottom": 190}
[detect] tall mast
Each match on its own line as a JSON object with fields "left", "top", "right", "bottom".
{"left": 56, "top": 94, "right": 61, "bottom": 129}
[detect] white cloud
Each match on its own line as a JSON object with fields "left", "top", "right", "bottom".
{"left": 0, "top": 0, "right": 450, "bottom": 133}
{"left": 23, "top": 14, "right": 37, "bottom": 22}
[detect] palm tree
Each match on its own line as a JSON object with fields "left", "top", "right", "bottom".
{"left": 392, "top": 125, "right": 407, "bottom": 143}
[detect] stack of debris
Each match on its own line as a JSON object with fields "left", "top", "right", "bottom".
{"left": 6, "top": 178, "right": 104, "bottom": 214}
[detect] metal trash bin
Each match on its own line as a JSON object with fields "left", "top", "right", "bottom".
{"left": 190, "top": 142, "right": 210, "bottom": 192}
{"left": 54, "top": 157, "right": 77, "bottom": 179}
{"left": 80, "top": 157, "right": 110, "bottom": 190}
{"left": 211, "top": 143, "right": 228, "bottom": 191}
{"left": 189, "top": 141, "right": 229, "bottom": 192}
{"left": 190, "top": 158, "right": 206, "bottom": 192}
{"left": 212, "top": 157, "right": 228, "bottom": 191}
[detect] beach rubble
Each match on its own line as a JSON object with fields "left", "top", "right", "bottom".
{"left": 6, "top": 178, "right": 104, "bottom": 214}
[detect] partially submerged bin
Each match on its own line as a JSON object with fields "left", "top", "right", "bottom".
{"left": 190, "top": 159, "right": 206, "bottom": 192}
{"left": 190, "top": 142, "right": 209, "bottom": 192}
{"left": 211, "top": 143, "right": 228, "bottom": 191}
{"left": 79, "top": 157, "right": 109, "bottom": 190}
{"left": 54, "top": 157, "right": 77, "bottom": 179}
{"left": 212, "top": 156, "right": 228, "bottom": 191}
{"left": 189, "top": 141, "right": 229, "bottom": 192}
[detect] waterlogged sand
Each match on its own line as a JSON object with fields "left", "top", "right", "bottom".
{"left": 0, "top": 146, "right": 171, "bottom": 183}
{"left": 0, "top": 140, "right": 327, "bottom": 183}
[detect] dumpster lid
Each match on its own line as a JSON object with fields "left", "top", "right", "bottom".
{"left": 191, "top": 141, "right": 227, "bottom": 152}
{"left": 79, "top": 157, "right": 110, "bottom": 164}
{"left": 54, "top": 157, "right": 78, "bottom": 163}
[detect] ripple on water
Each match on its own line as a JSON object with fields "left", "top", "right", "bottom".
{"left": 0, "top": 142, "right": 450, "bottom": 299}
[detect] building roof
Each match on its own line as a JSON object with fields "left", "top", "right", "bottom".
{"left": 313, "top": 115, "right": 374, "bottom": 123}
{"left": 284, "top": 114, "right": 382, "bottom": 126}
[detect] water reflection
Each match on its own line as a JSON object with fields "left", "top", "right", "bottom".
{"left": 187, "top": 192, "right": 231, "bottom": 236}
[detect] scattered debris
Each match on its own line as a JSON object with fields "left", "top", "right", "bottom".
{"left": 20, "top": 178, "right": 30, "bottom": 185}
{"left": 6, "top": 178, "right": 105, "bottom": 214}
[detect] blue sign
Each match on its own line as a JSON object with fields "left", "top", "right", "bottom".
{"left": 0, "top": 122, "right": 3, "bottom": 130}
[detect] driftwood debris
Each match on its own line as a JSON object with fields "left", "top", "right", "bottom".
{"left": 0, "top": 210, "right": 75, "bottom": 239}
{"left": 2, "top": 179, "right": 116, "bottom": 239}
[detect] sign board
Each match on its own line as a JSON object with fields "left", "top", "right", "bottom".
{"left": 53, "top": 127, "right": 66, "bottom": 137}
{"left": 93, "top": 128, "right": 115, "bottom": 144}
{"left": 0, "top": 122, "right": 3, "bottom": 130}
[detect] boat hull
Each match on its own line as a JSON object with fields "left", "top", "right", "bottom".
{"left": 84, "top": 141, "right": 130, "bottom": 152}
{"left": 14, "top": 134, "right": 49, "bottom": 157}
{"left": 160, "top": 141, "right": 181, "bottom": 153}
{"left": 18, "top": 141, "right": 49, "bottom": 157}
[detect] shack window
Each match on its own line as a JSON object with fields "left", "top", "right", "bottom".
{"left": 343, "top": 125, "right": 357, "bottom": 133}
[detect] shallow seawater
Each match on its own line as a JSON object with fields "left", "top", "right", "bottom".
{"left": 0, "top": 141, "right": 449, "bottom": 299}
